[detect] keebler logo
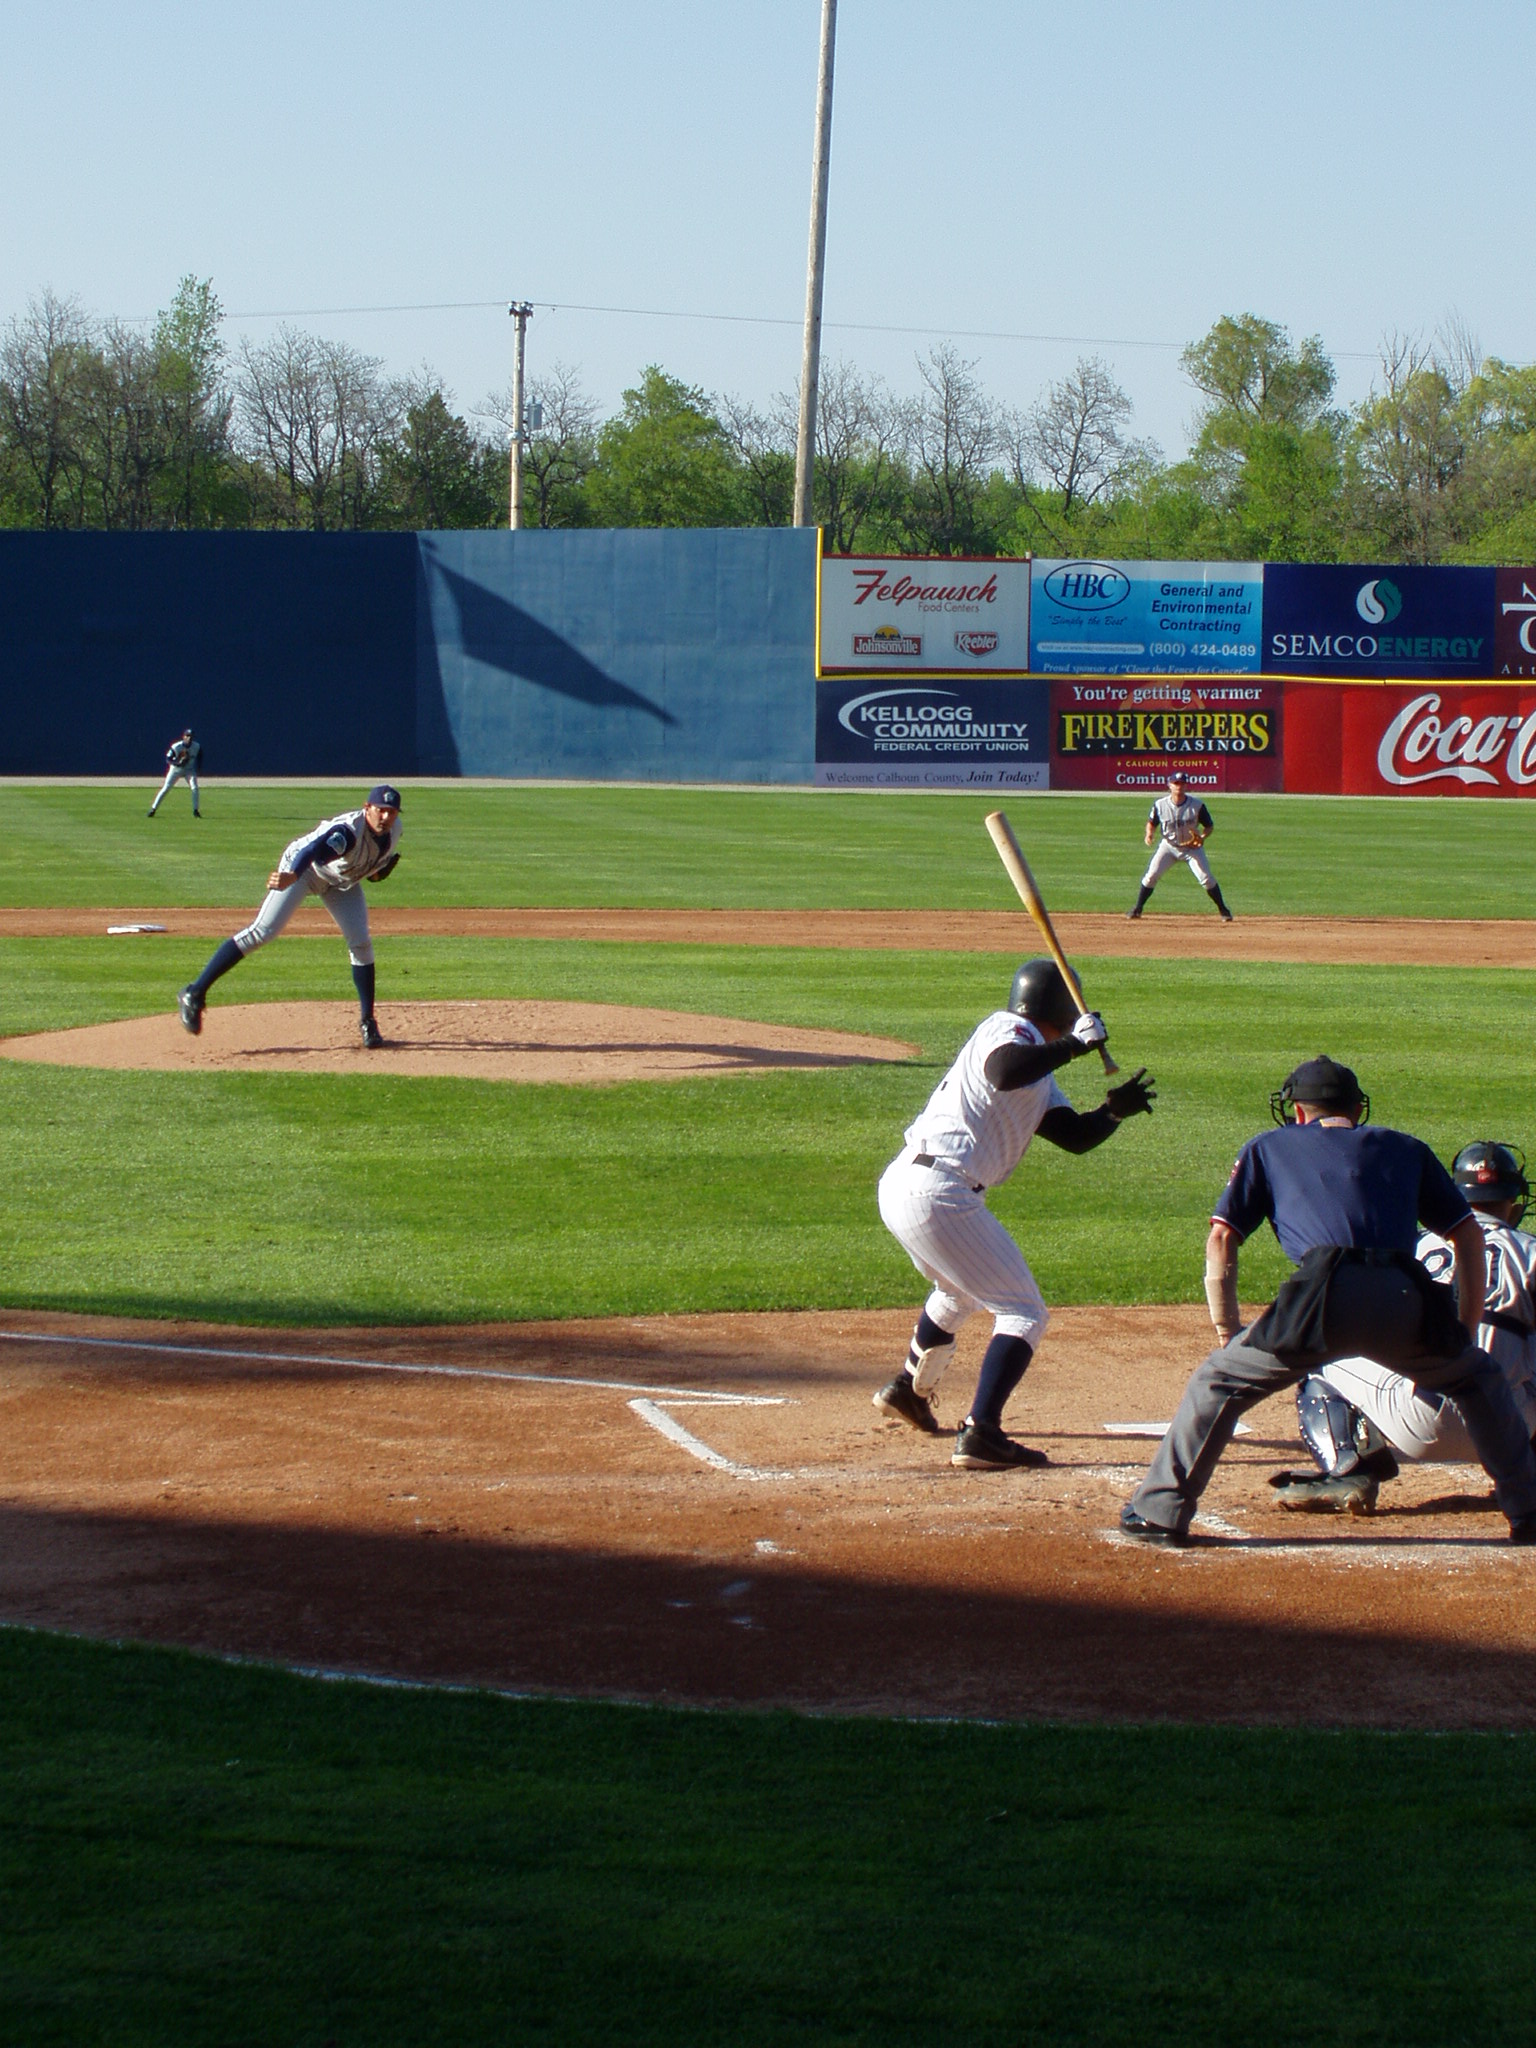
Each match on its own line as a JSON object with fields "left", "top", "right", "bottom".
{"left": 955, "top": 631, "right": 999, "bottom": 657}
{"left": 1357, "top": 578, "right": 1403, "bottom": 625}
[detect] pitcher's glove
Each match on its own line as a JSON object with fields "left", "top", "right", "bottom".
{"left": 1106, "top": 1068, "right": 1156, "bottom": 1119}
{"left": 368, "top": 853, "right": 400, "bottom": 883}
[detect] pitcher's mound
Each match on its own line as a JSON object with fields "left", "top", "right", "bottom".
{"left": 0, "top": 1000, "right": 917, "bottom": 1085}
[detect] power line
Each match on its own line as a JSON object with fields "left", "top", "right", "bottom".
{"left": 195, "top": 293, "right": 1392, "bottom": 362}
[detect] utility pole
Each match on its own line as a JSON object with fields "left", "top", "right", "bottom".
{"left": 793, "top": 0, "right": 837, "bottom": 528}
{"left": 508, "top": 301, "right": 533, "bottom": 530}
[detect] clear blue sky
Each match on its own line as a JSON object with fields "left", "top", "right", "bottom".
{"left": 5, "top": 0, "right": 1530, "bottom": 457}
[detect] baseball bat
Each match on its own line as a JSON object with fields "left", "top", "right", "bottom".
{"left": 984, "top": 809, "right": 1119, "bottom": 1076}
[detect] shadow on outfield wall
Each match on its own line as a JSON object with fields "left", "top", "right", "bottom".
{"left": 433, "top": 562, "right": 675, "bottom": 709}
{"left": 2, "top": 1503, "right": 1533, "bottom": 1728}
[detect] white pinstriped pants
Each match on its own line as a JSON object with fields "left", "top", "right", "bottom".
{"left": 877, "top": 1153, "right": 1049, "bottom": 1370}
{"left": 233, "top": 873, "right": 375, "bottom": 965}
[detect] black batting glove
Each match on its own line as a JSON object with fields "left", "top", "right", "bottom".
{"left": 1106, "top": 1068, "right": 1155, "bottom": 1119}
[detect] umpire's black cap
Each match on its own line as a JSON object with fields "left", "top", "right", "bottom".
{"left": 1270, "top": 1056, "right": 1368, "bottom": 1126}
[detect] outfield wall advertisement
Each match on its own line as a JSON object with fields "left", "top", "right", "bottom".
{"left": 1283, "top": 682, "right": 1536, "bottom": 796}
{"left": 1030, "top": 560, "right": 1262, "bottom": 675}
{"left": 817, "top": 554, "right": 1031, "bottom": 675}
{"left": 813, "top": 677, "right": 1049, "bottom": 787}
{"left": 1048, "top": 679, "right": 1283, "bottom": 792}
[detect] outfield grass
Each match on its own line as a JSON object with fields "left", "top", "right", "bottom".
{"left": 4, "top": 1628, "right": 1534, "bottom": 2048}
{"left": 3, "top": 782, "right": 1534, "bottom": 917}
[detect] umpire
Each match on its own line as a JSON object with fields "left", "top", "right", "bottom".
{"left": 1122, "top": 1056, "right": 1536, "bottom": 1546}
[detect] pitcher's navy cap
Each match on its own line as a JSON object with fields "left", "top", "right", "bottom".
{"left": 367, "top": 784, "right": 402, "bottom": 809}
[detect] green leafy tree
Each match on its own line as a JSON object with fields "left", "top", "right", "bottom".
{"left": 149, "top": 276, "right": 236, "bottom": 527}
{"left": 380, "top": 381, "right": 500, "bottom": 528}
{"left": 581, "top": 367, "right": 742, "bottom": 527}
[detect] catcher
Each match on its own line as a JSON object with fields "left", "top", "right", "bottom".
{"left": 1127, "top": 774, "right": 1233, "bottom": 921}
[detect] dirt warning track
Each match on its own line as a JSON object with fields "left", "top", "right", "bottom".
{"left": 2, "top": 1307, "right": 1531, "bottom": 1727}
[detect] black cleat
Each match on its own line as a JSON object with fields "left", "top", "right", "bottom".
{"left": 360, "top": 1016, "right": 384, "bottom": 1049}
{"left": 1220, "top": 909, "right": 1234, "bottom": 923}
{"left": 177, "top": 986, "right": 204, "bottom": 1036}
{"left": 1269, "top": 1468, "right": 1379, "bottom": 1515}
{"left": 873, "top": 1374, "right": 941, "bottom": 1435}
{"left": 1125, "top": 907, "right": 1142, "bottom": 920}
{"left": 1119, "top": 1506, "right": 1188, "bottom": 1548}
{"left": 1510, "top": 1513, "right": 1536, "bottom": 1546}
{"left": 952, "top": 1418, "right": 1048, "bottom": 1469}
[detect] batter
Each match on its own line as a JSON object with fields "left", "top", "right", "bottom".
{"left": 176, "top": 784, "right": 403, "bottom": 1049}
{"left": 148, "top": 728, "right": 202, "bottom": 817}
{"left": 1273, "top": 1142, "right": 1536, "bottom": 1511}
{"left": 873, "top": 957, "right": 1156, "bottom": 1469}
{"left": 1128, "top": 774, "right": 1232, "bottom": 920}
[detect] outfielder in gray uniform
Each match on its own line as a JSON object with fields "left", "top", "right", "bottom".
{"left": 1128, "top": 774, "right": 1232, "bottom": 920}
{"left": 873, "top": 958, "right": 1156, "bottom": 1469}
{"left": 149, "top": 729, "right": 202, "bottom": 817}
{"left": 1271, "top": 1142, "right": 1536, "bottom": 1513}
{"left": 176, "top": 784, "right": 403, "bottom": 1049}
{"left": 1120, "top": 1058, "right": 1536, "bottom": 1547}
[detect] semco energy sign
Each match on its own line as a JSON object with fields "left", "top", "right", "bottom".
{"left": 817, "top": 554, "right": 1031, "bottom": 675}
{"left": 814, "top": 678, "right": 1049, "bottom": 787}
{"left": 1262, "top": 565, "right": 1495, "bottom": 677}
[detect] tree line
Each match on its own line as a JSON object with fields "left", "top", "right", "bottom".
{"left": 3, "top": 278, "right": 1533, "bottom": 563}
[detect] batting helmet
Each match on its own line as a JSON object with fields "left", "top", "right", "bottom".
{"left": 1270, "top": 1055, "right": 1369, "bottom": 1127}
{"left": 1008, "top": 957, "right": 1079, "bottom": 1032}
{"left": 1452, "top": 1141, "right": 1529, "bottom": 1224}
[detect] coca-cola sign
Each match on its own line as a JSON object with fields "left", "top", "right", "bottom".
{"left": 1376, "top": 691, "right": 1536, "bottom": 788}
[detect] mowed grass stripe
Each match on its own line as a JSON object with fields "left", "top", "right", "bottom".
{"left": 4, "top": 783, "right": 1535, "bottom": 918}
{"left": 2, "top": 940, "right": 1530, "bottom": 1323}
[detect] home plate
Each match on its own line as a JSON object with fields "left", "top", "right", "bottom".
{"left": 1104, "top": 1420, "right": 1252, "bottom": 1437}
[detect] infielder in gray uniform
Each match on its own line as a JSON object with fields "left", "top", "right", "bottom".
{"left": 1127, "top": 774, "right": 1232, "bottom": 920}
{"left": 149, "top": 729, "right": 202, "bottom": 817}
{"left": 1271, "top": 1141, "right": 1536, "bottom": 1513}
{"left": 177, "top": 784, "right": 402, "bottom": 1049}
{"left": 873, "top": 958, "right": 1156, "bottom": 1469}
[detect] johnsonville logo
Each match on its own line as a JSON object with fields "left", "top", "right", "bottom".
{"left": 853, "top": 626, "right": 922, "bottom": 657}
{"left": 1058, "top": 707, "right": 1273, "bottom": 756}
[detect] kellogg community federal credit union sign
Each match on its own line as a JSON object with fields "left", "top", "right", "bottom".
{"left": 817, "top": 553, "right": 1032, "bottom": 675}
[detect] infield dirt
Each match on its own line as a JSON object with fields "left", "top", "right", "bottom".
{"left": 2, "top": 1307, "right": 1530, "bottom": 1728}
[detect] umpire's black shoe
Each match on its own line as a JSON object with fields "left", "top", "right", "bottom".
{"left": 1511, "top": 1513, "right": 1536, "bottom": 1546}
{"left": 1119, "top": 1506, "right": 1188, "bottom": 1548}
{"left": 360, "top": 1016, "right": 384, "bottom": 1049}
{"left": 177, "top": 986, "right": 204, "bottom": 1036}
{"left": 873, "top": 1373, "right": 941, "bottom": 1435}
{"left": 952, "top": 1418, "right": 1048, "bottom": 1469}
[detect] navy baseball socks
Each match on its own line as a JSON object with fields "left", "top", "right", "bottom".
{"left": 1127, "top": 884, "right": 1152, "bottom": 919}
{"left": 953, "top": 1335, "right": 1047, "bottom": 1469}
{"left": 178, "top": 938, "right": 243, "bottom": 1031}
{"left": 353, "top": 964, "right": 384, "bottom": 1048}
{"left": 1206, "top": 882, "right": 1234, "bottom": 921}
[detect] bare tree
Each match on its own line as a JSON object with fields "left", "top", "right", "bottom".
{"left": 718, "top": 392, "right": 793, "bottom": 525}
{"left": 0, "top": 290, "right": 93, "bottom": 526}
{"left": 237, "top": 327, "right": 401, "bottom": 529}
{"left": 1349, "top": 331, "right": 1468, "bottom": 563}
{"left": 896, "top": 344, "right": 1000, "bottom": 555}
{"left": 479, "top": 360, "right": 598, "bottom": 527}
{"left": 772, "top": 357, "right": 900, "bottom": 552}
{"left": 1018, "top": 356, "right": 1135, "bottom": 518}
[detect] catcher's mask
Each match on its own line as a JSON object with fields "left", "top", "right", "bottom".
{"left": 1270, "top": 1056, "right": 1368, "bottom": 1127}
{"left": 1452, "top": 1141, "right": 1530, "bottom": 1224}
{"left": 1008, "top": 957, "right": 1079, "bottom": 1032}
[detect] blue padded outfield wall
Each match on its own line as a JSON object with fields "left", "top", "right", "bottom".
{"left": 0, "top": 528, "right": 820, "bottom": 781}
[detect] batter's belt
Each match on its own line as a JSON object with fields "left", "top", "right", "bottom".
{"left": 912, "top": 1152, "right": 985, "bottom": 1193}
{"left": 1484, "top": 1308, "right": 1532, "bottom": 1339}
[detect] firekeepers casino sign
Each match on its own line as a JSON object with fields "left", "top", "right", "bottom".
{"left": 1049, "top": 680, "right": 1283, "bottom": 791}
{"left": 817, "top": 554, "right": 1031, "bottom": 675}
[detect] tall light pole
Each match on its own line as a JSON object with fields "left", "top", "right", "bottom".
{"left": 508, "top": 300, "right": 533, "bottom": 530}
{"left": 792, "top": 0, "right": 837, "bottom": 528}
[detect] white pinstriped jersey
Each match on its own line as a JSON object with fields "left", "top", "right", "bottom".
{"left": 1418, "top": 1212, "right": 1536, "bottom": 1359}
{"left": 903, "top": 1011, "right": 1069, "bottom": 1190}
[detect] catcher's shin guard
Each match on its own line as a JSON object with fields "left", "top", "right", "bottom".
{"left": 1296, "top": 1374, "right": 1364, "bottom": 1475}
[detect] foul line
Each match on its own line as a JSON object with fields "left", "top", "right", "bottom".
{"left": 0, "top": 1327, "right": 785, "bottom": 1408}
{"left": 630, "top": 1398, "right": 774, "bottom": 1480}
